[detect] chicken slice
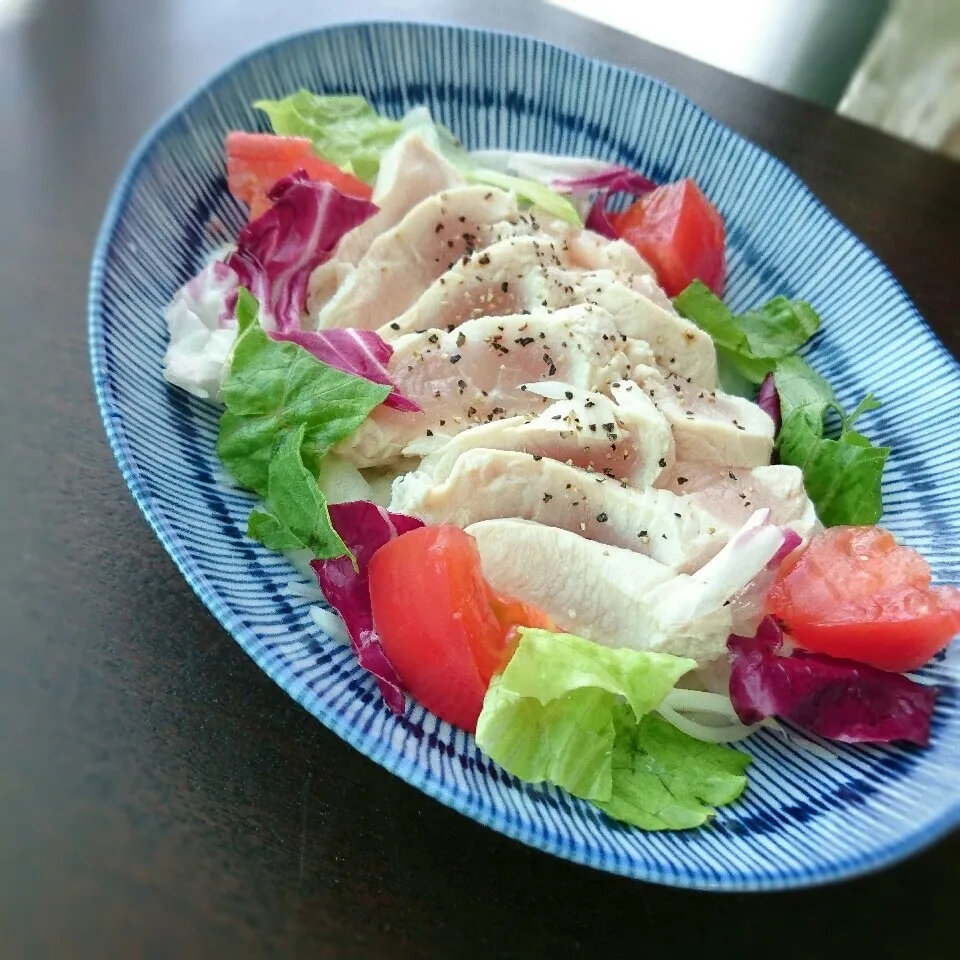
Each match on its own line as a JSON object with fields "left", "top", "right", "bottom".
{"left": 628, "top": 365, "right": 775, "bottom": 467}
{"left": 376, "top": 234, "right": 583, "bottom": 339}
{"left": 310, "top": 186, "right": 528, "bottom": 331}
{"left": 656, "top": 461, "right": 819, "bottom": 542}
{"left": 467, "top": 512, "right": 787, "bottom": 662}
{"left": 413, "top": 381, "right": 674, "bottom": 489}
{"left": 377, "top": 239, "right": 716, "bottom": 387}
{"left": 334, "top": 305, "right": 632, "bottom": 467}
{"left": 306, "top": 132, "right": 465, "bottom": 313}
{"left": 391, "top": 449, "right": 726, "bottom": 571}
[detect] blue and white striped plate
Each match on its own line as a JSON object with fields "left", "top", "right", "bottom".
{"left": 89, "top": 21, "right": 960, "bottom": 890}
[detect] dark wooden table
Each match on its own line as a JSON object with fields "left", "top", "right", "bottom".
{"left": 2, "top": 0, "right": 959, "bottom": 956}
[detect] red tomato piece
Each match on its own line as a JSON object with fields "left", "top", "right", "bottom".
{"left": 767, "top": 526, "right": 960, "bottom": 672}
{"left": 368, "top": 525, "right": 553, "bottom": 732}
{"left": 225, "top": 131, "right": 372, "bottom": 221}
{"left": 615, "top": 178, "right": 725, "bottom": 297}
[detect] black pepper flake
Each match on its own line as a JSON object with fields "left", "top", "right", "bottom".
{"left": 542, "top": 353, "right": 552, "bottom": 365}
{"left": 735, "top": 423, "right": 746, "bottom": 431}
{"left": 515, "top": 337, "right": 535, "bottom": 347}
{"left": 542, "top": 493, "right": 553, "bottom": 503}
{"left": 439, "top": 420, "right": 446, "bottom": 426}
{"left": 601, "top": 422, "right": 615, "bottom": 432}
{"left": 434, "top": 223, "right": 444, "bottom": 233}
{"left": 532, "top": 455, "right": 542, "bottom": 461}
{"left": 449, "top": 354, "right": 461, "bottom": 364}
{"left": 677, "top": 476, "right": 688, "bottom": 485}
{"left": 564, "top": 391, "right": 574, "bottom": 400}
{"left": 478, "top": 253, "right": 491, "bottom": 266}
{"left": 659, "top": 458, "right": 667, "bottom": 468}
{"left": 603, "top": 468, "right": 615, "bottom": 478}
{"left": 729, "top": 471, "right": 737, "bottom": 481}
{"left": 588, "top": 424, "right": 597, "bottom": 432}
{"left": 745, "top": 501, "right": 752, "bottom": 507}
{"left": 539, "top": 332, "right": 546, "bottom": 339}
{"left": 467, "top": 406, "right": 477, "bottom": 417}
{"left": 584, "top": 399, "right": 595, "bottom": 408}
{"left": 548, "top": 364, "right": 557, "bottom": 377}
{"left": 456, "top": 332, "right": 466, "bottom": 348}
{"left": 434, "top": 390, "right": 442, "bottom": 398}
{"left": 673, "top": 512, "right": 681, "bottom": 519}
{"left": 501, "top": 281, "right": 509, "bottom": 293}
{"left": 457, "top": 379, "right": 467, "bottom": 394}
{"left": 484, "top": 191, "right": 493, "bottom": 199}
{"left": 389, "top": 322, "right": 400, "bottom": 330}
{"left": 458, "top": 215, "right": 466, "bottom": 223}
{"left": 661, "top": 533, "right": 668, "bottom": 539}
{"left": 491, "top": 342, "right": 510, "bottom": 355}
{"left": 597, "top": 513, "right": 609, "bottom": 523}
{"left": 446, "top": 239, "right": 454, "bottom": 248}
{"left": 428, "top": 333, "right": 439, "bottom": 343}
{"left": 426, "top": 430, "right": 434, "bottom": 437}
{"left": 551, "top": 414, "right": 562, "bottom": 421}
{"left": 520, "top": 385, "right": 527, "bottom": 391}
{"left": 739, "top": 493, "right": 747, "bottom": 499}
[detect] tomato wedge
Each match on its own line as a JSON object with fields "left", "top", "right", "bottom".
{"left": 613, "top": 178, "right": 725, "bottom": 297}
{"left": 368, "top": 525, "right": 554, "bottom": 732}
{"left": 225, "top": 131, "right": 372, "bottom": 221}
{"left": 767, "top": 526, "right": 960, "bottom": 672}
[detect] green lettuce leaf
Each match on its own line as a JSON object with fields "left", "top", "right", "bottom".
{"left": 673, "top": 280, "right": 820, "bottom": 387}
{"left": 595, "top": 708, "right": 751, "bottom": 830}
{"left": 246, "top": 424, "right": 348, "bottom": 559}
{"left": 465, "top": 168, "right": 582, "bottom": 225}
{"left": 254, "top": 91, "right": 404, "bottom": 183}
{"left": 476, "top": 629, "right": 751, "bottom": 830}
{"left": 216, "top": 289, "right": 390, "bottom": 497}
{"left": 775, "top": 354, "right": 889, "bottom": 526}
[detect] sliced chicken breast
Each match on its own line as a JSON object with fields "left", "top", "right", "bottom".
{"left": 310, "top": 186, "right": 524, "bottom": 331}
{"left": 413, "top": 381, "right": 674, "bottom": 489}
{"left": 656, "top": 461, "right": 820, "bottom": 542}
{"left": 628, "top": 365, "right": 775, "bottom": 467}
{"left": 376, "top": 239, "right": 716, "bottom": 387}
{"left": 391, "top": 449, "right": 727, "bottom": 571}
{"left": 334, "top": 305, "right": 633, "bottom": 467}
{"left": 307, "top": 132, "right": 464, "bottom": 313}
{"left": 467, "top": 517, "right": 778, "bottom": 662}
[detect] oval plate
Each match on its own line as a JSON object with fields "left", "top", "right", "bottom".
{"left": 89, "top": 21, "right": 960, "bottom": 890}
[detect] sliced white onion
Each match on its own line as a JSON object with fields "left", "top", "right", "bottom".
{"left": 309, "top": 606, "right": 350, "bottom": 646}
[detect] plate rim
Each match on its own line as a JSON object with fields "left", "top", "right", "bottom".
{"left": 88, "top": 18, "right": 960, "bottom": 891}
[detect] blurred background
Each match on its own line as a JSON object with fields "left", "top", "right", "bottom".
{"left": 545, "top": 0, "right": 960, "bottom": 161}
{"left": 3, "top": 0, "right": 958, "bottom": 161}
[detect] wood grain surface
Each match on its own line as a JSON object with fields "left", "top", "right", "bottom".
{"left": 1, "top": 1, "right": 958, "bottom": 956}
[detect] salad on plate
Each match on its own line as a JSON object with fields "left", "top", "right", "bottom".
{"left": 162, "top": 91, "right": 960, "bottom": 832}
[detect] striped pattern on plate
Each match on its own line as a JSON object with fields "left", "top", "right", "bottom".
{"left": 89, "top": 21, "right": 960, "bottom": 890}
